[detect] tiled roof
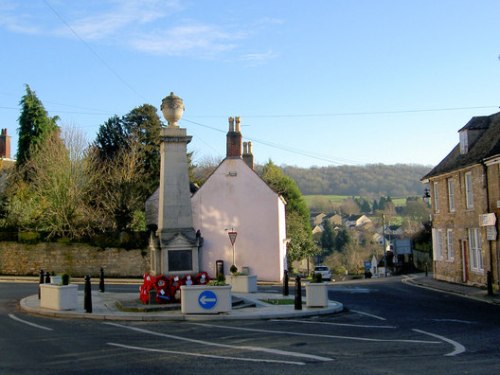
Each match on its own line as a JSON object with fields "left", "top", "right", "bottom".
{"left": 422, "top": 112, "right": 500, "bottom": 180}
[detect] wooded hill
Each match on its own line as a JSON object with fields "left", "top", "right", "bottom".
{"left": 280, "top": 164, "right": 432, "bottom": 197}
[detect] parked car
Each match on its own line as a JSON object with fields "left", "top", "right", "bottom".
{"left": 312, "top": 265, "right": 332, "bottom": 281}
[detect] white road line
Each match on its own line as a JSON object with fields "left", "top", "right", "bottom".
{"left": 350, "top": 309, "right": 387, "bottom": 321}
{"left": 104, "top": 322, "right": 332, "bottom": 362}
{"left": 431, "top": 319, "right": 475, "bottom": 324}
{"left": 8, "top": 313, "right": 53, "bottom": 331}
{"left": 272, "top": 319, "right": 397, "bottom": 329}
{"left": 107, "top": 343, "right": 306, "bottom": 366}
{"left": 190, "top": 323, "right": 441, "bottom": 345}
{"left": 412, "top": 329, "right": 466, "bottom": 356}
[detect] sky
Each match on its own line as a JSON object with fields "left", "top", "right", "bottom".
{"left": 1, "top": 0, "right": 499, "bottom": 168}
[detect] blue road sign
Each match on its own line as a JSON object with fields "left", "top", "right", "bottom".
{"left": 198, "top": 290, "right": 217, "bottom": 309}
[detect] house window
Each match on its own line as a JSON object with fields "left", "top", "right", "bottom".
{"left": 447, "top": 229, "right": 454, "bottom": 260}
{"left": 447, "top": 178, "right": 455, "bottom": 212}
{"left": 433, "top": 181, "right": 440, "bottom": 213}
{"left": 465, "top": 172, "right": 474, "bottom": 209}
{"left": 432, "top": 228, "right": 443, "bottom": 261}
{"left": 468, "top": 228, "right": 483, "bottom": 272}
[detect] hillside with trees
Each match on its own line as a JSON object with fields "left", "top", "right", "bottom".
{"left": 282, "top": 164, "right": 432, "bottom": 197}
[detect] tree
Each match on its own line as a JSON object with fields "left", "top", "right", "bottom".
{"left": 93, "top": 115, "right": 128, "bottom": 161}
{"left": 16, "top": 85, "right": 59, "bottom": 168}
{"left": 340, "top": 197, "right": 360, "bottom": 216}
{"left": 261, "top": 160, "right": 318, "bottom": 263}
{"left": 320, "top": 219, "right": 335, "bottom": 254}
{"left": 122, "top": 104, "right": 162, "bottom": 198}
{"left": 90, "top": 105, "right": 163, "bottom": 231}
{"left": 5, "top": 127, "right": 95, "bottom": 238}
{"left": 87, "top": 141, "right": 144, "bottom": 232}
{"left": 333, "top": 227, "right": 351, "bottom": 251}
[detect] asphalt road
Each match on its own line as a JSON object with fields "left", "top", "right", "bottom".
{"left": 1, "top": 278, "right": 499, "bottom": 374}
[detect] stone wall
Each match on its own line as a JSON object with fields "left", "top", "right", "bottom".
{"left": 0, "top": 242, "right": 150, "bottom": 277}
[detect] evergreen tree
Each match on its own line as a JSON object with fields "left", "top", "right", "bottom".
{"left": 333, "top": 227, "right": 351, "bottom": 251}
{"left": 122, "top": 104, "right": 162, "bottom": 198}
{"left": 16, "top": 85, "right": 59, "bottom": 168}
{"left": 93, "top": 115, "right": 128, "bottom": 161}
{"left": 320, "top": 219, "right": 335, "bottom": 254}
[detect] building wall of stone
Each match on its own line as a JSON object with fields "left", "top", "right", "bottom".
{"left": 486, "top": 161, "right": 500, "bottom": 286}
{"left": 0, "top": 242, "right": 149, "bottom": 277}
{"left": 430, "top": 163, "right": 497, "bottom": 286}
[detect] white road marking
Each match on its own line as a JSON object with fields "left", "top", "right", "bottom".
{"left": 8, "top": 313, "right": 53, "bottom": 331}
{"left": 272, "top": 319, "right": 397, "bottom": 329}
{"left": 190, "top": 323, "right": 441, "bottom": 345}
{"left": 104, "top": 322, "right": 332, "bottom": 362}
{"left": 107, "top": 343, "right": 306, "bottom": 366}
{"left": 351, "top": 309, "right": 387, "bottom": 321}
{"left": 431, "top": 319, "right": 475, "bottom": 324}
{"left": 413, "top": 329, "right": 466, "bottom": 356}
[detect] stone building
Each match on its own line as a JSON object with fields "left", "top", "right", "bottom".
{"left": 422, "top": 112, "right": 500, "bottom": 287}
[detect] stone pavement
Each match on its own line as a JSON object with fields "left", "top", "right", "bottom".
{"left": 403, "top": 273, "right": 500, "bottom": 305}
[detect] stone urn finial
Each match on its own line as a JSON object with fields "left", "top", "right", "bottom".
{"left": 161, "top": 92, "right": 185, "bottom": 127}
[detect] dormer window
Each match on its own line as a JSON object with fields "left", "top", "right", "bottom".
{"left": 459, "top": 130, "right": 468, "bottom": 154}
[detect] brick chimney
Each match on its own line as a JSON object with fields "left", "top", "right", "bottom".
{"left": 226, "top": 116, "right": 242, "bottom": 158}
{"left": 243, "top": 141, "right": 254, "bottom": 170}
{"left": 0, "top": 129, "right": 11, "bottom": 159}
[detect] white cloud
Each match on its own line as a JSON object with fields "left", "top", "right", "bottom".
{"left": 130, "top": 23, "right": 243, "bottom": 56}
{"left": 240, "top": 50, "right": 278, "bottom": 66}
{"left": 0, "top": 0, "right": 281, "bottom": 61}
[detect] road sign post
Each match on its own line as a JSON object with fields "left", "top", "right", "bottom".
{"left": 228, "top": 230, "right": 237, "bottom": 267}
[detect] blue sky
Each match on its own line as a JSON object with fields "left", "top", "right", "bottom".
{"left": 1, "top": 0, "right": 499, "bottom": 168}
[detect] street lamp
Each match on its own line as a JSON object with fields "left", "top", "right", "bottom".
{"left": 423, "top": 188, "right": 431, "bottom": 205}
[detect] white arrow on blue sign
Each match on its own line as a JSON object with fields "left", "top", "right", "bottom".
{"left": 198, "top": 290, "right": 218, "bottom": 309}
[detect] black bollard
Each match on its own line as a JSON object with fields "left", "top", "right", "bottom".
{"left": 294, "top": 276, "right": 302, "bottom": 310}
{"left": 283, "top": 270, "right": 289, "bottom": 296}
{"left": 45, "top": 271, "right": 51, "bottom": 284}
{"left": 38, "top": 269, "right": 45, "bottom": 299}
{"left": 425, "top": 263, "right": 428, "bottom": 277}
{"left": 487, "top": 271, "right": 493, "bottom": 296}
{"left": 99, "top": 267, "right": 105, "bottom": 293}
{"left": 84, "top": 275, "right": 92, "bottom": 313}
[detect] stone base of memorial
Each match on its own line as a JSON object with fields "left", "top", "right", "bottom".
{"left": 180, "top": 285, "right": 232, "bottom": 314}
{"left": 40, "top": 284, "right": 78, "bottom": 311}
{"left": 227, "top": 274, "right": 257, "bottom": 293}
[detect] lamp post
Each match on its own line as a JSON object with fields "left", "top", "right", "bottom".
{"left": 423, "top": 188, "right": 431, "bottom": 206}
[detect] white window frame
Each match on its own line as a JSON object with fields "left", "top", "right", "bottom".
{"left": 432, "top": 228, "right": 443, "bottom": 261}
{"left": 465, "top": 172, "right": 474, "bottom": 209}
{"left": 433, "top": 181, "right": 440, "bottom": 213}
{"left": 446, "top": 229, "right": 454, "bottom": 261}
{"left": 447, "top": 178, "right": 455, "bottom": 213}
{"left": 468, "top": 228, "right": 483, "bottom": 273}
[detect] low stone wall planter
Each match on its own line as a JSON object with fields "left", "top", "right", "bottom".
{"left": 40, "top": 284, "right": 78, "bottom": 311}
{"left": 305, "top": 282, "right": 329, "bottom": 307}
{"left": 180, "top": 285, "right": 232, "bottom": 314}
{"left": 227, "top": 275, "right": 257, "bottom": 293}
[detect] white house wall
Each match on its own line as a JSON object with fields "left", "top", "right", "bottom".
{"left": 191, "top": 159, "right": 286, "bottom": 281}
